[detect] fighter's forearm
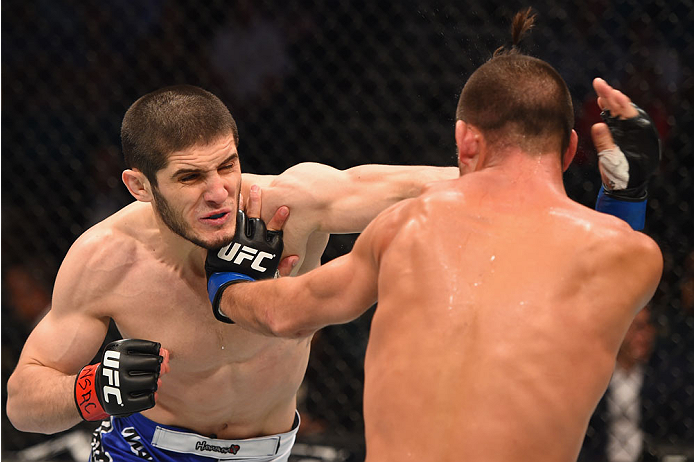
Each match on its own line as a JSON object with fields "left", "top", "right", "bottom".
{"left": 220, "top": 277, "right": 318, "bottom": 338}
{"left": 220, "top": 254, "right": 376, "bottom": 337}
{"left": 347, "top": 164, "right": 458, "bottom": 189}
{"left": 344, "top": 164, "right": 459, "bottom": 204}
{"left": 6, "top": 364, "right": 83, "bottom": 434}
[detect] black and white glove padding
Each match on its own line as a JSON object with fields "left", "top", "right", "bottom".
{"left": 597, "top": 103, "right": 661, "bottom": 201}
{"left": 206, "top": 210, "right": 283, "bottom": 323}
{"left": 74, "top": 339, "right": 163, "bottom": 421}
{"left": 595, "top": 104, "right": 661, "bottom": 230}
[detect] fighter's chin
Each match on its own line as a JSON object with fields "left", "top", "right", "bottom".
{"left": 197, "top": 233, "right": 236, "bottom": 250}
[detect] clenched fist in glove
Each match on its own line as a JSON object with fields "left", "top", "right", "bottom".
{"left": 75, "top": 339, "right": 168, "bottom": 421}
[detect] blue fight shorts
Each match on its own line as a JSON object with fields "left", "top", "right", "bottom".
{"left": 89, "top": 411, "right": 300, "bottom": 462}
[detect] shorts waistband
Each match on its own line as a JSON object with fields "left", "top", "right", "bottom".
{"left": 131, "top": 411, "right": 300, "bottom": 460}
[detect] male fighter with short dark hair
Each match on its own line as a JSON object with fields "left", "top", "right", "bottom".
{"left": 6, "top": 84, "right": 459, "bottom": 461}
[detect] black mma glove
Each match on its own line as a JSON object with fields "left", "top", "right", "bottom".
{"left": 206, "top": 210, "right": 284, "bottom": 323}
{"left": 74, "top": 339, "right": 163, "bottom": 421}
{"left": 598, "top": 103, "right": 661, "bottom": 201}
{"left": 595, "top": 103, "right": 662, "bottom": 230}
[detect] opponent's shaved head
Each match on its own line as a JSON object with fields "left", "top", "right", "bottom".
{"left": 456, "top": 9, "right": 574, "bottom": 155}
{"left": 121, "top": 85, "right": 239, "bottom": 186}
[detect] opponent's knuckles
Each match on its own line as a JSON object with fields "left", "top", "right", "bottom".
{"left": 75, "top": 339, "right": 163, "bottom": 421}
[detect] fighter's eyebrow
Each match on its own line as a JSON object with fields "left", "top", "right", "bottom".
{"left": 171, "top": 153, "right": 238, "bottom": 179}
{"left": 218, "top": 152, "right": 239, "bottom": 167}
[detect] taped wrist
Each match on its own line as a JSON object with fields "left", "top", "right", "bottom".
{"left": 207, "top": 272, "right": 256, "bottom": 323}
{"left": 74, "top": 363, "right": 109, "bottom": 421}
{"left": 600, "top": 104, "right": 660, "bottom": 200}
{"left": 596, "top": 185, "right": 647, "bottom": 231}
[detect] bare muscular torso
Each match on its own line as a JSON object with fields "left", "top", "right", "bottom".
{"left": 95, "top": 173, "right": 329, "bottom": 438}
{"left": 362, "top": 172, "right": 660, "bottom": 462}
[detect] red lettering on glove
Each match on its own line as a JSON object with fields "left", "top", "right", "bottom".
{"left": 75, "top": 364, "right": 108, "bottom": 421}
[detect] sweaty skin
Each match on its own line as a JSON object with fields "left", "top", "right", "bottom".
{"left": 221, "top": 162, "right": 662, "bottom": 462}
{"left": 361, "top": 175, "right": 660, "bottom": 462}
{"left": 218, "top": 80, "right": 663, "bottom": 461}
{"left": 5, "top": 135, "right": 458, "bottom": 438}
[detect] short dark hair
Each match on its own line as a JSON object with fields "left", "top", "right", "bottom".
{"left": 121, "top": 85, "right": 239, "bottom": 186}
{"left": 456, "top": 9, "right": 574, "bottom": 154}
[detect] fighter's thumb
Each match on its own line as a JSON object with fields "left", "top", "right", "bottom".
{"left": 591, "top": 122, "right": 615, "bottom": 153}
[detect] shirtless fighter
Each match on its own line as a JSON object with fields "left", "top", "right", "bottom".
{"left": 212, "top": 12, "right": 663, "bottom": 462}
{"left": 5, "top": 84, "right": 459, "bottom": 461}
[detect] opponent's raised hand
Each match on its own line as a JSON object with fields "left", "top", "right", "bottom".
{"left": 591, "top": 77, "right": 661, "bottom": 201}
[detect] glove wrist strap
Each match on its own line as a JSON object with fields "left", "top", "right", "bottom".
{"left": 602, "top": 184, "right": 648, "bottom": 202}
{"left": 596, "top": 185, "right": 647, "bottom": 231}
{"left": 208, "top": 272, "right": 256, "bottom": 324}
{"left": 74, "top": 364, "right": 109, "bottom": 421}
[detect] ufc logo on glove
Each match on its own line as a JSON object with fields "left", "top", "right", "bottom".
{"left": 101, "top": 351, "right": 123, "bottom": 405}
{"left": 216, "top": 243, "right": 276, "bottom": 273}
{"left": 74, "top": 339, "right": 163, "bottom": 421}
{"left": 206, "top": 210, "right": 284, "bottom": 324}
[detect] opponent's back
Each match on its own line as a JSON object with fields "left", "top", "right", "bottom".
{"left": 363, "top": 172, "right": 662, "bottom": 462}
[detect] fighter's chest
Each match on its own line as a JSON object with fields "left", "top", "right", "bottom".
{"left": 108, "top": 268, "right": 259, "bottom": 362}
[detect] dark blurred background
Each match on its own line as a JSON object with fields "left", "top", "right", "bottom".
{"left": 2, "top": 1, "right": 693, "bottom": 461}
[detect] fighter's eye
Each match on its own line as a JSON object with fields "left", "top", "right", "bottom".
{"left": 180, "top": 173, "right": 199, "bottom": 182}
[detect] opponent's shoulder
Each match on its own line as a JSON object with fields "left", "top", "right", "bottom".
{"left": 604, "top": 221, "right": 662, "bottom": 274}
{"left": 402, "top": 179, "right": 467, "bottom": 216}
{"left": 581, "top": 209, "right": 663, "bottom": 287}
{"left": 357, "top": 196, "right": 418, "bottom": 256}
{"left": 370, "top": 196, "right": 417, "bottom": 227}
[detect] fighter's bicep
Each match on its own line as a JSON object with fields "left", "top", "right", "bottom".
{"left": 21, "top": 237, "right": 114, "bottom": 373}
{"left": 18, "top": 307, "right": 109, "bottom": 374}
{"left": 260, "top": 164, "right": 360, "bottom": 233}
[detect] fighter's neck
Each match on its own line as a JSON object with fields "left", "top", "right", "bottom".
{"left": 140, "top": 203, "right": 207, "bottom": 274}
{"left": 475, "top": 149, "right": 568, "bottom": 196}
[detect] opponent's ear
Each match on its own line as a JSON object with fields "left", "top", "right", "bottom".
{"left": 562, "top": 129, "right": 579, "bottom": 172}
{"left": 122, "top": 169, "right": 153, "bottom": 202}
{"left": 456, "top": 120, "right": 481, "bottom": 172}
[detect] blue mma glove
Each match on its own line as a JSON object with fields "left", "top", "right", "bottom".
{"left": 595, "top": 104, "right": 661, "bottom": 230}
{"left": 206, "top": 210, "right": 283, "bottom": 323}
